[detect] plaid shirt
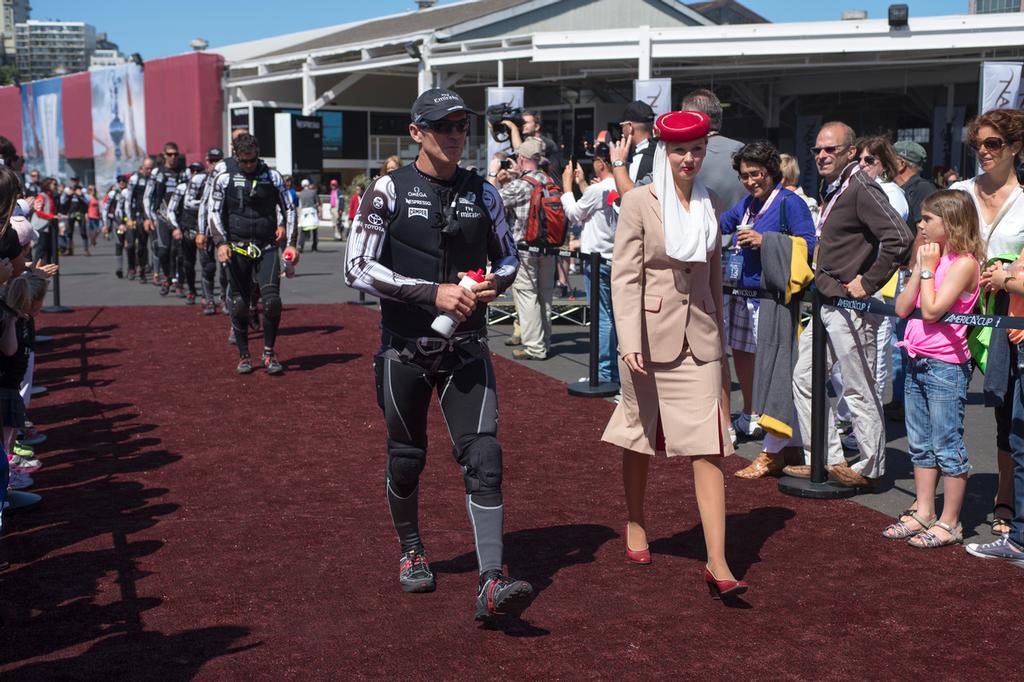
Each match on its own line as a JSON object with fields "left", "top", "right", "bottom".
{"left": 499, "top": 170, "right": 552, "bottom": 242}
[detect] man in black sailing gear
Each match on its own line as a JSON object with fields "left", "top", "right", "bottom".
{"left": 345, "top": 88, "right": 534, "bottom": 622}
{"left": 208, "top": 133, "right": 296, "bottom": 374}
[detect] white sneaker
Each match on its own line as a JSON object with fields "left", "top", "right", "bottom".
{"left": 8, "top": 470, "right": 33, "bottom": 490}
{"left": 729, "top": 426, "right": 738, "bottom": 447}
{"left": 734, "top": 413, "right": 764, "bottom": 438}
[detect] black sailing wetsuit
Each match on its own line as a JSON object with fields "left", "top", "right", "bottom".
{"left": 167, "top": 172, "right": 206, "bottom": 298}
{"left": 125, "top": 172, "right": 150, "bottom": 275}
{"left": 145, "top": 164, "right": 186, "bottom": 286}
{"left": 344, "top": 162, "right": 519, "bottom": 574}
{"left": 208, "top": 159, "right": 296, "bottom": 357}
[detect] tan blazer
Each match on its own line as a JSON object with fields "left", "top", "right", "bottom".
{"left": 612, "top": 183, "right": 725, "bottom": 364}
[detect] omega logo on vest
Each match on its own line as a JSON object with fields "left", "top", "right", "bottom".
{"left": 408, "top": 186, "right": 428, "bottom": 198}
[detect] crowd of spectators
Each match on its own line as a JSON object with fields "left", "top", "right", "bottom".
{"left": 481, "top": 89, "right": 1024, "bottom": 565}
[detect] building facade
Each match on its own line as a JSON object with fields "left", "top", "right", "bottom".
{"left": 0, "top": 0, "right": 29, "bottom": 65}
{"left": 15, "top": 19, "right": 96, "bottom": 80}
{"left": 969, "top": 0, "right": 1023, "bottom": 13}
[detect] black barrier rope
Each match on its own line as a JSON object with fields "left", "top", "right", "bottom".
{"left": 724, "top": 284, "right": 1024, "bottom": 330}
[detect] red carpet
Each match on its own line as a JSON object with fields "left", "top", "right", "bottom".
{"left": 0, "top": 304, "right": 1019, "bottom": 680}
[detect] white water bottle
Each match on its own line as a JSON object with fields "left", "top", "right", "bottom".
{"left": 282, "top": 250, "right": 296, "bottom": 278}
{"left": 431, "top": 269, "right": 485, "bottom": 338}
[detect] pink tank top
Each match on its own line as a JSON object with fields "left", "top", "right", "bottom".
{"left": 899, "top": 253, "right": 979, "bottom": 364}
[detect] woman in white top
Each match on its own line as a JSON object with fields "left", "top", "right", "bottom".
{"left": 954, "top": 108, "right": 1024, "bottom": 536}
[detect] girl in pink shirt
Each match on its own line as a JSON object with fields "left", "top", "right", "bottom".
{"left": 885, "top": 190, "right": 983, "bottom": 548}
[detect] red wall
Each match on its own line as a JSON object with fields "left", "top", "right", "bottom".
{"left": 0, "top": 86, "right": 22, "bottom": 153}
{"left": 143, "top": 52, "right": 224, "bottom": 164}
{"left": 62, "top": 71, "right": 93, "bottom": 159}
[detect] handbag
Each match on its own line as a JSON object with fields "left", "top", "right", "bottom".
{"left": 968, "top": 253, "right": 1019, "bottom": 373}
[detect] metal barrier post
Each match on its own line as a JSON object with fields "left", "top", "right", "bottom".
{"left": 778, "top": 289, "right": 857, "bottom": 498}
{"left": 42, "top": 225, "right": 72, "bottom": 314}
{"left": 568, "top": 251, "right": 619, "bottom": 398}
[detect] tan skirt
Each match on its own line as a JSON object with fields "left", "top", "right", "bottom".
{"left": 602, "top": 349, "right": 733, "bottom": 457}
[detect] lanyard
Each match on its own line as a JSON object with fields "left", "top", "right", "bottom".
{"left": 817, "top": 165, "right": 860, "bottom": 234}
{"left": 740, "top": 185, "right": 782, "bottom": 226}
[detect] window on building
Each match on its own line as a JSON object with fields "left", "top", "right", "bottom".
{"left": 897, "top": 128, "right": 929, "bottom": 144}
{"left": 975, "top": 0, "right": 1022, "bottom": 13}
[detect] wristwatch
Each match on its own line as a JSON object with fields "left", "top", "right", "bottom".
{"left": 920, "top": 269, "right": 934, "bottom": 280}
{"left": 611, "top": 160, "right": 626, "bottom": 168}
{"left": 486, "top": 172, "right": 498, "bottom": 178}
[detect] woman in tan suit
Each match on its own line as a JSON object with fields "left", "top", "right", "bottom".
{"left": 602, "top": 111, "right": 748, "bottom": 599}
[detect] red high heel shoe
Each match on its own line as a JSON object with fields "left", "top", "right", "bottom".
{"left": 704, "top": 566, "right": 748, "bottom": 599}
{"left": 625, "top": 524, "right": 651, "bottom": 564}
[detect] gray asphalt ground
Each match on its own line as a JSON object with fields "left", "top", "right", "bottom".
{"left": 51, "top": 228, "right": 1006, "bottom": 543}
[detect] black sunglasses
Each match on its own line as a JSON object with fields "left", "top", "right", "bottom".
{"left": 860, "top": 155, "right": 878, "bottom": 165}
{"left": 419, "top": 118, "right": 470, "bottom": 134}
{"left": 811, "top": 145, "right": 848, "bottom": 156}
{"left": 236, "top": 156, "right": 259, "bottom": 165}
{"left": 974, "top": 137, "right": 1007, "bottom": 152}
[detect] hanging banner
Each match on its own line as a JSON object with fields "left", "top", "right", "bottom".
{"left": 21, "top": 78, "right": 69, "bottom": 181}
{"left": 931, "top": 105, "right": 965, "bottom": 171}
{"left": 486, "top": 86, "right": 524, "bottom": 163}
{"left": 794, "top": 114, "right": 822, "bottom": 200}
{"left": 633, "top": 79, "right": 672, "bottom": 117}
{"left": 91, "top": 64, "right": 147, "bottom": 190}
{"left": 980, "top": 61, "right": 1023, "bottom": 113}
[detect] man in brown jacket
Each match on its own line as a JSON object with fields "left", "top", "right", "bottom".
{"left": 788, "top": 121, "right": 914, "bottom": 489}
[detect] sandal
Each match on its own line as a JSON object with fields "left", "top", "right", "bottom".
{"left": 991, "top": 503, "right": 1014, "bottom": 535}
{"left": 909, "top": 520, "right": 963, "bottom": 548}
{"left": 882, "top": 511, "right": 935, "bottom": 540}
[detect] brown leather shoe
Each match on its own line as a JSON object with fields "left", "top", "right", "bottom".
{"left": 828, "top": 463, "right": 878, "bottom": 489}
{"left": 782, "top": 464, "right": 811, "bottom": 479}
{"left": 734, "top": 452, "right": 785, "bottom": 479}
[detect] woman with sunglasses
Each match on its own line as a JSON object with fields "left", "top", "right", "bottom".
{"left": 952, "top": 108, "right": 1024, "bottom": 540}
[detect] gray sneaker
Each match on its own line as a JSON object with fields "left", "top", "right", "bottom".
{"left": 965, "top": 535, "right": 1024, "bottom": 567}
{"left": 398, "top": 548, "right": 436, "bottom": 593}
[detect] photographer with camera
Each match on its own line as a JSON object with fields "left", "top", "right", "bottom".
{"left": 609, "top": 101, "right": 657, "bottom": 197}
{"left": 487, "top": 105, "right": 563, "bottom": 177}
{"left": 488, "top": 137, "right": 557, "bottom": 361}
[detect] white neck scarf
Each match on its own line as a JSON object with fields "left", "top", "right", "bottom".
{"left": 653, "top": 141, "right": 717, "bottom": 263}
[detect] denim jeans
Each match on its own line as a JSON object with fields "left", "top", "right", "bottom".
{"left": 583, "top": 259, "right": 619, "bottom": 384}
{"left": 1006, "top": 372, "right": 1024, "bottom": 548}
{"left": 904, "top": 356, "right": 972, "bottom": 476}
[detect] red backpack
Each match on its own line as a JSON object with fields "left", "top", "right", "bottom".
{"left": 522, "top": 174, "right": 567, "bottom": 248}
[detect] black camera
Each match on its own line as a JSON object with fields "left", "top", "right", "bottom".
{"left": 499, "top": 157, "right": 514, "bottom": 170}
{"left": 485, "top": 103, "right": 526, "bottom": 142}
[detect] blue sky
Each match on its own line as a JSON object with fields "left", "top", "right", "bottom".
{"left": 29, "top": 0, "right": 972, "bottom": 60}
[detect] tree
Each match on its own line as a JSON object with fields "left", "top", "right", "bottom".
{"left": 0, "top": 65, "right": 18, "bottom": 86}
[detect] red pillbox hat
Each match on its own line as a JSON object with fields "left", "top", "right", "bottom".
{"left": 655, "top": 111, "right": 710, "bottom": 142}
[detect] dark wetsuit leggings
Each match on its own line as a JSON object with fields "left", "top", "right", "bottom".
{"left": 135, "top": 225, "right": 150, "bottom": 272}
{"left": 225, "top": 247, "right": 281, "bottom": 357}
{"left": 179, "top": 237, "right": 198, "bottom": 295}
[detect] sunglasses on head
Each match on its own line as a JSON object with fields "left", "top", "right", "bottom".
{"left": 974, "top": 137, "right": 1007, "bottom": 152}
{"left": 811, "top": 144, "right": 848, "bottom": 156}
{"left": 860, "top": 154, "right": 878, "bottom": 165}
{"left": 419, "top": 118, "right": 470, "bottom": 134}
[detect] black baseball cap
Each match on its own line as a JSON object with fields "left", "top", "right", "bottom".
{"left": 207, "top": 147, "right": 224, "bottom": 161}
{"left": 411, "top": 88, "right": 475, "bottom": 125}
{"left": 621, "top": 100, "right": 655, "bottom": 124}
{"left": 189, "top": 161, "right": 204, "bottom": 173}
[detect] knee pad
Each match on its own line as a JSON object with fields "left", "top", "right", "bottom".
{"left": 459, "top": 435, "right": 503, "bottom": 496}
{"left": 387, "top": 445, "right": 426, "bottom": 497}
{"left": 228, "top": 295, "right": 248, "bottom": 319}
{"left": 261, "top": 286, "right": 282, "bottom": 318}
